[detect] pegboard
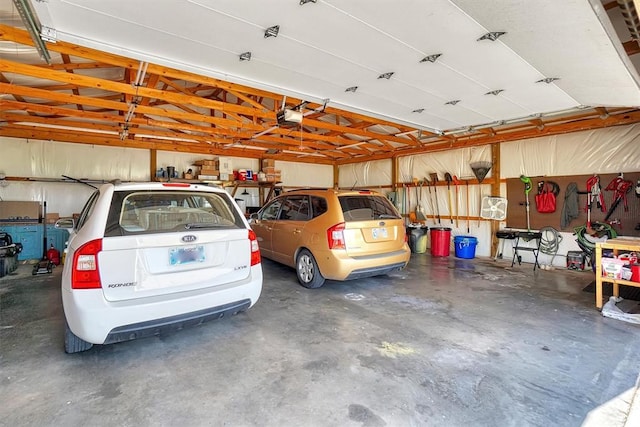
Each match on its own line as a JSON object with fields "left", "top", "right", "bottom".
{"left": 506, "top": 172, "right": 640, "bottom": 236}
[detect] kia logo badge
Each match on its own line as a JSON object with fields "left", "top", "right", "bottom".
{"left": 182, "top": 235, "right": 197, "bottom": 243}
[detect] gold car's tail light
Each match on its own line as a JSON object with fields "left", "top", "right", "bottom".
{"left": 327, "top": 223, "right": 346, "bottom": 249}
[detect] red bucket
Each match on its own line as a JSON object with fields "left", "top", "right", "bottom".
{"left": 430, "top": 227, "right": 451, "bottom": 257}
{"left": 631, "top": 264, "right": 640, "bottom": 283}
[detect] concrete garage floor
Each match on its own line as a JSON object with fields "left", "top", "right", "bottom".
{"left": 1, "top": 254, "right": 640, "bottom": 427}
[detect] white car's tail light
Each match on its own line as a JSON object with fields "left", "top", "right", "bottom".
{"left": 327, "top": 223, "right": 346, "bottom": 250}
{"left": 249, "top": 230, "right": 261, "bottom": 266}
{"left": 72, "top": 238, "right": 102, "bottom": 289}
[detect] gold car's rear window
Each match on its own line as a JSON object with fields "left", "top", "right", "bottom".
{"left": 338, "top": 195, "right": 400, "bottom": 221}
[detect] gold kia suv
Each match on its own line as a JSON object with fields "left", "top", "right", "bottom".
{"left": 250, "top": 189, "right": 410, "bottom": 288}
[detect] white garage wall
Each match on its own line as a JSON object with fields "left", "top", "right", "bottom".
{"left": 338, "top": 159, "right": 391, "bottom": 189}
{"left": 0, "top": 137, "right": 149, "bottom": 216}
{"left": 498, "top": 123, "right": 640, "bottom": 266}
{"left": 500, "top": 123, "right": 640, "bottom": 178}
{"left": 1, "top": 137, "right": 149, "bottom": 180}
{"left": 275, "top": 160, "right": 333, "bottom": 188}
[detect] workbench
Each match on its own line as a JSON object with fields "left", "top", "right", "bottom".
{"left": 594, "top": 237, "right": 640, "bottom": 309}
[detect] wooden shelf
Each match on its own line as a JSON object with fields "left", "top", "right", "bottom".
{"left": 595, "top": 237, "right": 640, "bottom": 309}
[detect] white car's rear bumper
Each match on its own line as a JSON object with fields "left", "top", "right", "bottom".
{"left": 63, "top": 266, "right": 262, "bottom": 344}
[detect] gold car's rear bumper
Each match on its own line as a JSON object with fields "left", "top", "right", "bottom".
{"left": 314, "top": 246, "right": 410, "bottom": 281}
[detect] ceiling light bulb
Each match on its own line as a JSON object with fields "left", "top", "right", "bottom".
{"left": 445, "top": 100, "right": 461, "bottom": 105}
{"left": 377, "top": 72, "right": 394, "bottom": 80}
{"left": 299, "top": 0, "right": 317, "bottom": 4}
{"left": 485, "top": 89, "right": 504, "bottom": 96}
{"left": 239, "top": 52, "right": 251, "bottom": 61}
{"left": 477, "top": 32, "right": 506, "bottom": 42}
{"left": 264, "top": 25, "right": 280, "bottom": 38}
{"left": 412, "top": 108, "right": 424, "bottom": 113}
{"left": 345, "top": 86, "right": 358, "bottom": 93}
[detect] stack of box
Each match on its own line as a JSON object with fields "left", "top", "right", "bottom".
{"left": 261, "top": 159, "right": 281, "bottom": 183}
{"left": 194, "top": 158, "right": 219, "bottom": 180}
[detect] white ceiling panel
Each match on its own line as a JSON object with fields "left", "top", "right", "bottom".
{"left": 11, "top": 0, "right": 640, "bottom": 134}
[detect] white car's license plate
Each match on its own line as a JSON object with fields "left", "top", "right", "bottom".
{"left": 169, "top": 246, "right": 205, "bottom": 265}
{"left": 372, "top": 227, "right": 388, "bottom": 239}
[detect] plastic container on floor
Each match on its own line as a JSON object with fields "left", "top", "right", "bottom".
{"left": 454, "top": 235, "right": 478, "bottom": 259}
{"left": 407, "top": 225, "right": 428, "bottom": 254}
{"left": 430, "top": 227, "right": 452, "bottom": 257}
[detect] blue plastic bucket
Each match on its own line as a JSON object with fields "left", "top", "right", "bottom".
{"left": 454, "top": 235, "right": 478, "bottom": 259}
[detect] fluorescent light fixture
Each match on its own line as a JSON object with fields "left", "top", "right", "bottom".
{"left": 378, "top": 72, "right": 394, "bottom": 79}
{"left": 132, "top": 61, "right": 148, "bottom": 87}
{"left": 264, "top": 25, "right": 280, "bottom": 38}
{"left": 477, "top": 31, "right": 506, "bottom": 42}
{"left": 12, "top": 0, "right": 51, "bottom": 64}
{"left": 420, "top": 54, "right": 442, "bottom": 63}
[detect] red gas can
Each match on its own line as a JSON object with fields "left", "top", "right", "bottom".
{"left": 47, "top": 245, "right": 61, "bottom": 265}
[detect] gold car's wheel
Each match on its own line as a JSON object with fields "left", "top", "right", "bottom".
{"left": 296, "top": 249, "right": 325, "bottom": 289}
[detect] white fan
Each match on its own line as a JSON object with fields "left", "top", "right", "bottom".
{"left": 480, "top": 196, "right": 508, "bottom": 220}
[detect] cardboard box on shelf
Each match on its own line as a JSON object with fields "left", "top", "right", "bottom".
{"left": 194, "top": 158, "right": 219, "bottom": 167}
{"left": 45, "top": 213, "right": 60, "bottom": 224}
{"left": 199, "top": 167, "right": 219, "bottom": 175}
{"left": 197, "top": 175, "right": 218, "bottom": 181}
{"left": 0, "top": 201, "right": 41, "bottom": 222}
{"left": 262, "top": 159, "right": 275, "bottom": 168}
{"left": 263, "top": 166, "right": 276, "bottom": 174}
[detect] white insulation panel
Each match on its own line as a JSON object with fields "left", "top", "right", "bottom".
{"left": 0, "top": 137, "right": 149, "bottom": 180}
{"left": 500, "top": 123, "right": 640, "bottom": 178}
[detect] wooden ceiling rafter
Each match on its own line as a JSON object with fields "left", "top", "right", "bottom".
{"left": 2, "top": 24, "right": 640, "bottom": 165}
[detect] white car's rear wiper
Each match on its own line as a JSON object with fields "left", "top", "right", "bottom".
{"left": 184, "top": 223, "right": 219, "bottom": 229}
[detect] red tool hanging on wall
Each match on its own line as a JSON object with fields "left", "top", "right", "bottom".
{"left": 603, "top": 174, "right": 633, "bottom": 223}
{"left": 585, "top": 175, "right": 606, "bottom": 228}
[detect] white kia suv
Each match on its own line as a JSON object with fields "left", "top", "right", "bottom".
{"left": 57, "top": 181, "right": 262, "bottom": 353}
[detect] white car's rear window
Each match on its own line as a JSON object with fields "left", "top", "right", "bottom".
{"left": 104, "top": 190, "right": 245, "bottom": 236}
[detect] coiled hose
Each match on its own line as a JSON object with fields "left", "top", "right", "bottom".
{"left": 573, "top": 222, "right": 617, "bottom": 258}
{"left": 539, "top": 226, "right": 563, "bottom": 266}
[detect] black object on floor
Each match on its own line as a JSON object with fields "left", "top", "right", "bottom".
{"left": 583, "top": 281, "right": 640, "bottom": 301}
